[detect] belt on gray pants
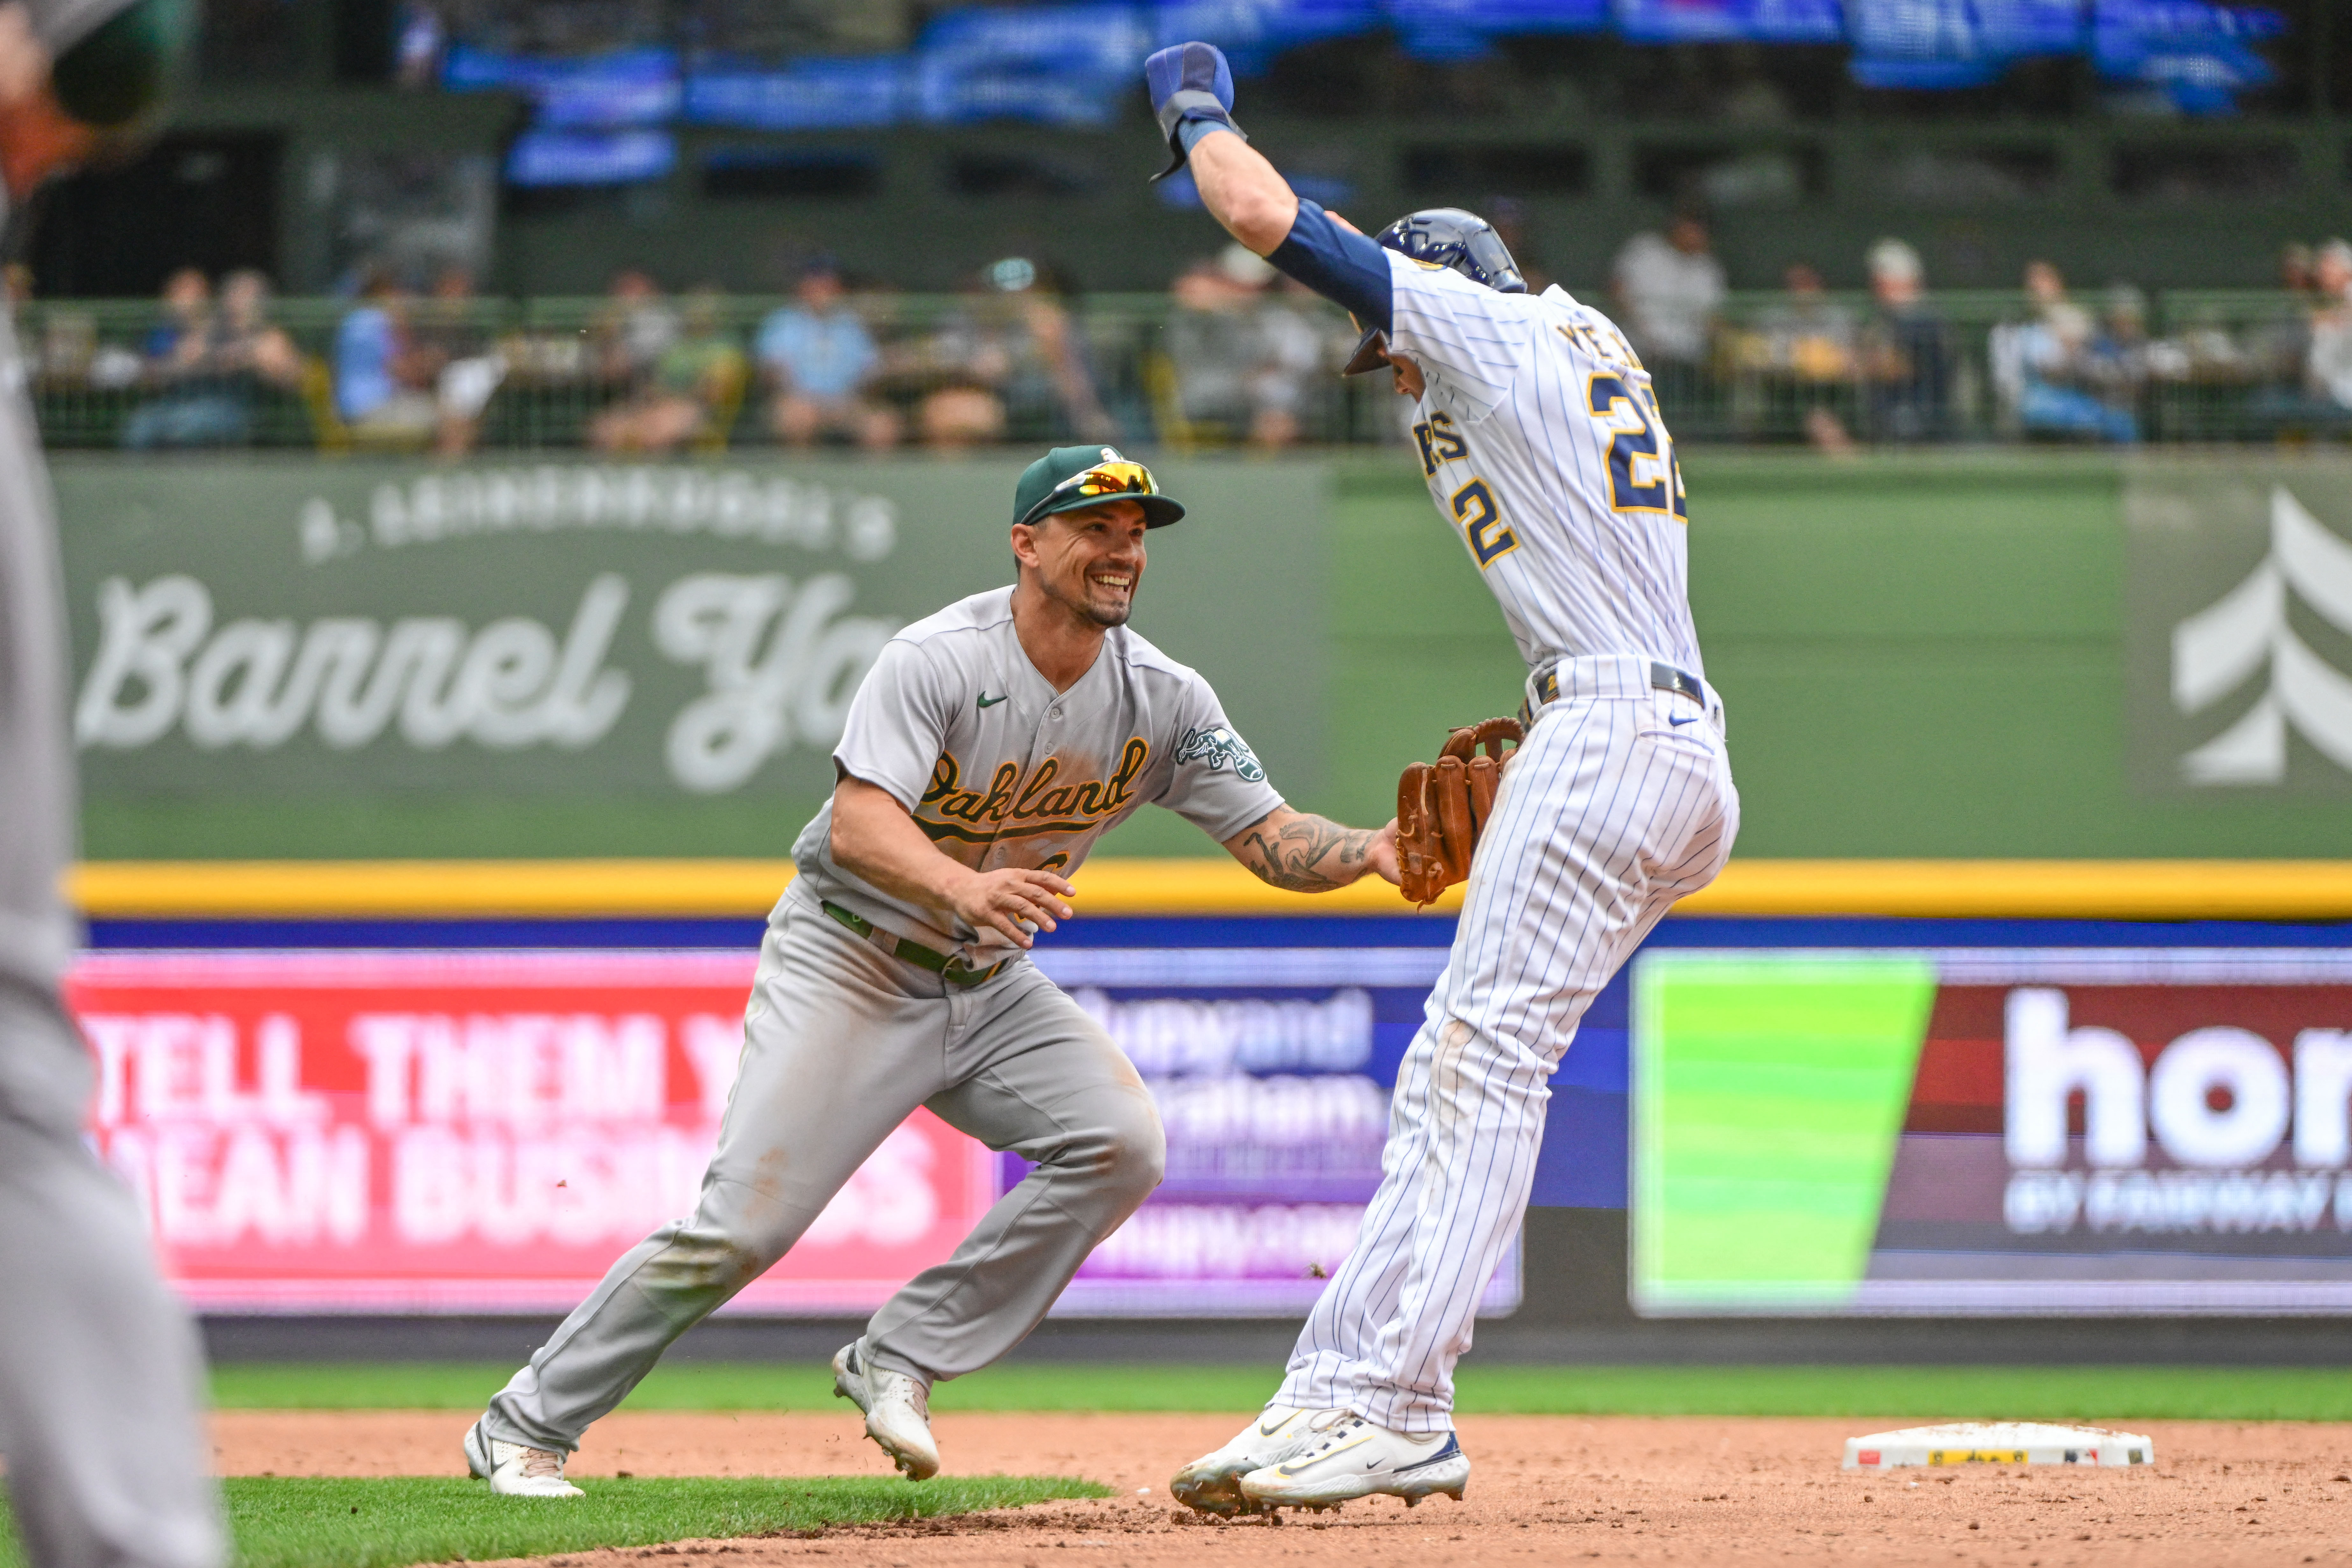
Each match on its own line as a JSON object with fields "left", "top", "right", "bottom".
{"left": 822, "top": 900, "right": 1010, "bottom": 987}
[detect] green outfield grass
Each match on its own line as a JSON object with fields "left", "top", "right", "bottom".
{"left": 211, "top": 1361, "right": 2352, "bottom": 1422}
{"left": 0, "top": 1475, "right": 1103, "bottom": 1568}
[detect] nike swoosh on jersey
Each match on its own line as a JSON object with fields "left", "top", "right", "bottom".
{"left": 1668, "top": 714, "right": 1698, "bottom": 726}
{"left": 976, "top": 693, "right": 1009, "bottom": 709}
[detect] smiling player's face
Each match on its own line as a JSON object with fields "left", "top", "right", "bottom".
{"left": 1020, "top": 499, "right": 1147, "bottom": 628}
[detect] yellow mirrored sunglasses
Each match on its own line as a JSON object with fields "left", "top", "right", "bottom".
{"left": 1019, "top": 460, "right": 1158, "bottom": 526}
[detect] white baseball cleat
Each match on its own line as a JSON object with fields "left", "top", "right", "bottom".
{"left": 1239, "top": 1416, "right": 1470, "bottom": 1511}
{"left": 463, "top": 1417, "right": 584, "bottom": 1498}
{"left": 832, "top": 1341, "right": 940, "bottom": 1480}
{"left": 1170, "top": 1406, "right": 1355, "bottom": 1517}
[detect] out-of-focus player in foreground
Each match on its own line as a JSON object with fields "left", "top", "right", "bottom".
{"left": 1148, "top": 43, "right": 1741, "bottom": 1516}
{"left": 0, "top": 2, "right": 225, "bottom": 1565}
{"left": 464, "top": 448, "right": 1401, "bottom": 1496}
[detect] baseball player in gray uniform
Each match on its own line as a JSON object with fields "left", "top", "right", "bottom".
{"left": 466, "top": 446, "right": 1400, "bottom": 1494}
{"left": 0, "top": 4, "right": 226, "bottom": 1567}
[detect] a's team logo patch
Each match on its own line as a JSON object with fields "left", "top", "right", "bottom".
{"left": 1175, "top": 724, "right": 1265, "bottom": 783}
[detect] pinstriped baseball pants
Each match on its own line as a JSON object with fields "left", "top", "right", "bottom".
{"left": 1275, "top": 660, "right": 1738, "bottom": 1433}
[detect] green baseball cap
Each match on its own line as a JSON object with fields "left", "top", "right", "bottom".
{"left": 1012, "top": 445, "right": 1185, "bottom": 530}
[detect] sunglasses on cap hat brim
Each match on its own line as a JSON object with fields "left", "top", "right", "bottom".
{"left": 1017, "top": 460, "right": 1160, "bottom": 527}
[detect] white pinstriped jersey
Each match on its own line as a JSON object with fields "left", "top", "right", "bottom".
{"left": 1384, "top": 253, "right": 1705, "bottom": 679}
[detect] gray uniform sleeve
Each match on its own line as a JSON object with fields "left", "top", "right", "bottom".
{"left": 1158, "top": 673, "right": 1285, "bottom": 842}
{"left": 831, "top": 636, "right": 951, "bottom": 812}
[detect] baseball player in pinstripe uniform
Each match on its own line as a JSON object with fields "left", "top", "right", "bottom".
{"left": 0, "top": 4, "right": 226, "bottom": 1566}
{"left": 1147, "top": 44, "right": 1741, "bottom": 1514}
{"left": 465, "top": 448, "right": 1402, "bottom": 1495}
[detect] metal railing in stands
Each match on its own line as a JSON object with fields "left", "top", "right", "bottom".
{"left": 14, "top": 289, "right": 2351, "bottom": 452}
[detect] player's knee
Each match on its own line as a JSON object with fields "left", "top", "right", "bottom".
{"left": 1092, "top": 1089, "right": 1167, "bottom": 1201}
{"left": 639, "top": 1223, "right": 774, "bottom": 1299}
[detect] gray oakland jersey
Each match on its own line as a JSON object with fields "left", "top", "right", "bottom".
{"left": 789, "top": 586, "right": 1284, "bottom": 959}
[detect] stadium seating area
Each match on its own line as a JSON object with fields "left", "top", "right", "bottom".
{"left": 25, "top": 275, "right": 2352, "bottom": 452}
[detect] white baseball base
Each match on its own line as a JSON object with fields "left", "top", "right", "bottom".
{"left": 1842, "top": 1422, "right": 2155, "bottom": 1471}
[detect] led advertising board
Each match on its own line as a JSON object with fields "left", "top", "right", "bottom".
{"left": 1632, "top": 949, "right": 2352, "bottom": 1315}
{"left": 67, "top": 944, "right": 1516, "bottom": 1319}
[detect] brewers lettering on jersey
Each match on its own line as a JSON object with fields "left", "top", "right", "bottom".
{"left": 1147, "top": 39, "right": 1741, "bottom": 1515}
{"left": 465, "top": 446, "right": 1404, "bottom": 1496}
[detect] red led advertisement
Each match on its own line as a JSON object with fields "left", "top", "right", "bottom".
{"left": 64, "top": 950, "right": 996, "bottom": 1314}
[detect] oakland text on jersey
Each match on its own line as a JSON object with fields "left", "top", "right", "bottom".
{"left": 918, "top": 738, "right": 1152, "bottom": 843}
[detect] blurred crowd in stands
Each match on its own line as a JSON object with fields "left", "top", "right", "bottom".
{"left": 1609, "top": 218, "right": 2352, "bottom": 451}
{"left": 24, "top": 227, "right": 2352, "bottom": 454}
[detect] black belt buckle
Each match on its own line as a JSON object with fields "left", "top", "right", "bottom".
{"left": 1650, "top": 661, "right": 1703, "bottom": 707}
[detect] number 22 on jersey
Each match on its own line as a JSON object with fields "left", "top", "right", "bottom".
{"left": 1411, "top": 411, "right": 1521, "bottom": 570}
{"left": 1586, "top": 373, "right": 1688, "bottom": 522}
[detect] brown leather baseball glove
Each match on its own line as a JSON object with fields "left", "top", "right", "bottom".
{"left": 1396, "top": 716, "right": 1525, "bottom": 906}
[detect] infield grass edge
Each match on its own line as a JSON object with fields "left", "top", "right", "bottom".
{"left": 210, "top": 1362, "right": 2352, "bottom": 1422}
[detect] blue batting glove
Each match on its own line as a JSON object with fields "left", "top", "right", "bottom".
{"left": 1146, "top": 41, "right": 1235, "bottom": 118}
{"left": 1145, "top": 41, "right": 1246, "bottom": 183}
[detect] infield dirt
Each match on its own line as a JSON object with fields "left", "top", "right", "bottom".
{"left": 216, "top": 1408, "right": 2352, "bottom": 1566}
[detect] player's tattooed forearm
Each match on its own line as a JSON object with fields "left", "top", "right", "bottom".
{"left": 1241, "top": 814, "right": 1374, "bottom": 892}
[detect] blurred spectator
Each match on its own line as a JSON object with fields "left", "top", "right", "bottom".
{"left": 756, "top": 259, "right": 899, "bottom": 451}
{"left": 215, "top": 270, "right": 304, "bottom": 390}
{"left": 1859, "top": 238, "right": 1951, "bottom": 442}
{"left": 122, "top": 268, "right": 248, "bottom": 448}
{"left": 2245, "top": 240, "right": 2352, "bottom": 431}
{"left": 2157, "top": 303, "right": 2248, "bottom": 383}
{"left": 1251, "top": 277, "right": 1335, "bottom": 449}
{"left": 2304, "top": 241, "right": 2352, "bottom": 411}
{"left": 1167, "top": 244, "right": 1326, "bottom": 449}
{"left": 2084, "top": 285, "right": 2152, "bottom": 417}
{"left": 1612, "top": 214, "right": 1724, "bottom": 386}
{"left": 1753, "top": 264, "right": 1855, "bottom": 379}
{"left": 593, "top": 269, "right": 679, "bottom": 387}
{"left": 903, "top": 258, "right": 1115, "bottom": 450}
{"left": 411, "top": 265, "right": 504, "bottom": 458}
{"left": 334, "top": 269, "right": 442, "bottom": 443}
{"left": 589, "top": 286, "right": 745, "bottom": 453}
{"left": 121, "top": 268, "right": 301, "bottom": 450}
{"left": 2024, "top": 261, "right": 2092, "bottom": 344}
{"left": 1748, "top": 263, "right": 1857, "bottom": 453}
{"left": 142, "top": 267, "right": 210, "bottom": 373}
{"left": 394, "top": 0, "right": 445, "bottom": 88}
{"left": 1996, "top": 261, "right": 2134, "bottom": 443}
{"left": 1166, "top": 251, "right": 1256, "bottom": 440}
{"left": 2280, "top": 241, "right": 2317, "bottom": 305}
{"left": 2245, "top": 242, "right": 2318, "bottom": 383}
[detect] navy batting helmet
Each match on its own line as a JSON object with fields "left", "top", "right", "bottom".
{"left": 1343, "top": 207, "right": 1527, "bottom": 375}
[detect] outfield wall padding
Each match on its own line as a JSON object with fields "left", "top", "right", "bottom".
{"left": 55, "top": 450, "right": 2352, "bottom": 861}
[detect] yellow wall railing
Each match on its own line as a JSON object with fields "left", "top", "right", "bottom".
{"left": 63, "top": 859, "right": 2352, "bottom": 922}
